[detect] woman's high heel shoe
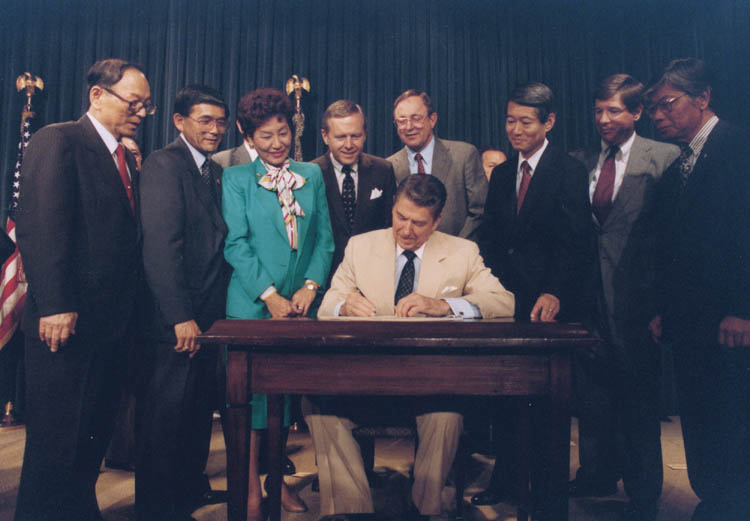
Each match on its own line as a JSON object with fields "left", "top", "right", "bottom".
{"left": 263, "top": 476, "right": 309, "bottom": 513}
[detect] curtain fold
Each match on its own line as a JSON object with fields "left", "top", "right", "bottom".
{"left": 2, "top": 0, "right": 749, "bottom": 221}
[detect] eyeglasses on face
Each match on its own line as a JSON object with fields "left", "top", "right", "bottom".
{"left": 645, "top": 93, "right": 688, "bottom": 117}
{"left": 187, "top": 116, "right": 229, "bottom": 130}
{"left": 101, "top": 86, "right": 157, "bottom": 116}
{"left": 394, "top": 114, "right": 429, "bottom": 129}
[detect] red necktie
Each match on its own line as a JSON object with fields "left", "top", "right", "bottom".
{"left": 516, "top": 161, "right": 532, "bottom": 215}
{"left": 116, "top": 144, "right": 135, "bottom": 213}
{"left": 592, "top": 146, "right": 618, "bottom": 223}
{"left": 415, "top": 153, "right": 426, "bottom": 174}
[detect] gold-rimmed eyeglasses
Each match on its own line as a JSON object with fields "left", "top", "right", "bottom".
{"left": 394, "top": 114, "right": 428, "bottom": 129}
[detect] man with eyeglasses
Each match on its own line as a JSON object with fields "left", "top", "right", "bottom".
{"left": 15, "top": 58, "right": 152, "bottom": 521}
{"left": 645, "top": 58, "right": 750, "bottom": 521}
{"left": 137, "top": 85, "right": 231, "bottom": 521}
{"left": 387, "top": 89, "right": 487, "bottom": 241}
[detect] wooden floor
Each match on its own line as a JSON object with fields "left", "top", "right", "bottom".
{"left": 0, "top": 417, "right": 699, "bottom": 521}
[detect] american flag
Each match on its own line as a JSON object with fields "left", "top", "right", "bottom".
{"left": 0, "top": 114, "right": 31, "bottom": 348}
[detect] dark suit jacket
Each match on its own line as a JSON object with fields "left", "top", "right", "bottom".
{"left": 653, "top": 120, "right": 750, "bottom": 345}
{"left": 572, "top": 135, "right": 679, "bottom": 356}
{"left": 312, "top": 152, "right": 396, "bottom": 281}
{"left": 16, "top": 115, "right": 141, "bottom": 343}
{"left": 140, "top": 137, "right": 230, "bottom": 343}
{"left": 388, "top": 137, "right": 487, "bottom": 240}
{"left": 479, "top": 144, "right": 591, "bottom": 321}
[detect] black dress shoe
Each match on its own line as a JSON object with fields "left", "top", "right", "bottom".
{"left": 568, "top": 477, "right": 618, "bottom": 497}
{"left": 470, "top": 489, "right": 517, "bottom": 506}
{"left": 403, "top": 504, "right": 429, "bottom": 521}
{"left": 191, "top": 489, "right": 229, "bottom": 508}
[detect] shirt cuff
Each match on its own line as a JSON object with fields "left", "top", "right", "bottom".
{"left": 444, "top": 298, "right": 481, "bottom": 318}
{"left": 333, "top": 301, "right": 345, "bottom": 317}
{"left": 260, "top": 285, "right": 277, "bottom": 301}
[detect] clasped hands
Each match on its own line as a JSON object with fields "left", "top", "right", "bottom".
{"left": 265, "top": 286, "right": 317, "bottom": 318}
{"left": 341, "top": 291, "right": 451, "bottom": 317}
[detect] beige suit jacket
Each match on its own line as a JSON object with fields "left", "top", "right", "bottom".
{"left": 318, "top": 228, "right": 514, "bottom": 318}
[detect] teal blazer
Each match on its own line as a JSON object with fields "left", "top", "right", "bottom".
{"left": 223, "top": 158, "right": 334, "bottom": 319}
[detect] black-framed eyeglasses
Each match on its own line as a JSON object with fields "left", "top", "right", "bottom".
{"left": 645, "top": 93, "right": 688, "bottom": 117}
{"left": 101, "top": 86, "right": 157, "bottom": 116}
{"left": 188, "top": 115, "right": 229, "bottom": 130}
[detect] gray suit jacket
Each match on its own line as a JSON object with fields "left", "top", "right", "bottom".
{"left": 572, "top": 134, "right": 679, "bottom": 352}
{"left": 387, "top": 137, "right": 487, "bottom": 241}
{"left": 213, "top": 143, "right": 254, "bottom": 169}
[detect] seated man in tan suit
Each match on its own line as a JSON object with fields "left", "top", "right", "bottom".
{"left": 311, "top": 174, "right": 514, "bottom": 519}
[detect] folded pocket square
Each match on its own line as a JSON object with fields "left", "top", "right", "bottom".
{"left": 370, "top": 188, "right": 383, "bottom": 200}
{"left": 441, "top": 285, "right": 458, "bottom": 294}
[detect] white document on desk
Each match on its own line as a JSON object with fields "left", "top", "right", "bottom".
{"left": 319, "top": 316, "right": 466, "bottom": 321}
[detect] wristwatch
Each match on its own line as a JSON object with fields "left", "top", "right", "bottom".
{"left": 305, "top": 281, "right": 319, "bottom": 292}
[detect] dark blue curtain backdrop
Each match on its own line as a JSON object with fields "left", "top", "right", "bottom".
{"left": 2, "top": 0, "right": 749, "bottom": 220}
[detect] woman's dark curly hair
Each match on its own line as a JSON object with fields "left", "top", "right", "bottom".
{"left": 236, "top": 88, "right": 294, "bottom": 137}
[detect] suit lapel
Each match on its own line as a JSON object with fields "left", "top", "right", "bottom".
{"left": 354, "top": 155, "right": 374, "bottom": 229}
{"left": 320, "top": 155, "right": 348, "bottom": 232}
{"left": 172, "top": 138, "right": 226, "bottom": 234}
{"left": 430, "top": 138, "right": 452, "bottom": 187}
{"left": 604, "top": 135, "right": 650, "bottom": 226}
{"left": 372, "top": 230, "right": 397, "bottom": 309}
{"left": 391, "top": 148, "right": 410, "bottom": 183}
{"left": 78, "top": 116, "right": 135, "bottom": 221}
{"left": 416, "top": 233, "right": 447, "bottom": 299}
{"left": 516, "top": 146, "right": 554, "bottom": 223}
{"left": 291, "top": 161, "right": 313, "bottom": 257}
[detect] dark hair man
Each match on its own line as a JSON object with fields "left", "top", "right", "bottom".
{"left": 307, "top": 175, "right": 513, "bottom": 519}
{"left": 137, "top": 84, "right": 231, "bottom": 521}
{"left": 14, "top": 58, "right": 153, "bottom": 521}
{"left": 646, "top": 57, "right": 750, "bottom": 521}
{"left": 312, "top": 99, "right": 396, "bottom": 280}
{"left": 568, "top": 74, "right": 679, "bottom": 521}
{"left": 475, "top": 82, "right": 591, "bottom": 521}
{"left": 480, "top": 145, "right": 507, "bottom": 180}
{"left": 387, "top": 89, "right": 488, "bottom": 241}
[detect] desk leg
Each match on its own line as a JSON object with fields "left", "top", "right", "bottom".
{"left": 267, "top": 394, "right": 283, "bottom": 521}
{"left": 226, "top": 350, "right": 251, "bottom": 521}
{"left": 517, "top": 399, "right": 531, "bottom": 521}
{"left": 548, "top": 353, "right": 572, "bottom": 521}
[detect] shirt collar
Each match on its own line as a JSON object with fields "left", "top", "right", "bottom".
{"left": 688, "top": 115, "right": 719, "bottom": 156}
{"left": 407, "top": 135, "right": 435, "bottom": 168}
{"left": 86, "top": 112, "right": 119, "bottom": 155}
{"left": 330, "top": 152, "right": 358, "bottom": 175}
{"left": 243, "top": 141, "right": 258, "bottom": 161}
{"left": 600, "top": 130, "right": 636, "bottom": 158}
{"left": 396, "top": 242, "right": 426, "bottom": 261}
{"left": 517, "top": 138, "right": 548, "bottom": 173}
{"left": 180, "top": 134, "right": 207, "bottom": 170}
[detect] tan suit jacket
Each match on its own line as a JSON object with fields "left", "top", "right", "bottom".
{"left": 318, "top": 228, "right": 514, "bottom": 318}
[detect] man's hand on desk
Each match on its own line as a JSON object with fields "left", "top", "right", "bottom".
{"left": 174, "top": 320, "right": 201, "bottom": 357}
{"left": 718, "top": 316, "right": 750, "bottom": 347}
{"left": 39, "top": 312, "right": 78, "bottom": 352}
{"left": 341, "top": 292, "right": 377, "bottom": 317}
{"left": 530, "top": 293, "right": 560, "bottom": 322}
{"left": 395, "top": 293, "right": 451, "bottom": 317}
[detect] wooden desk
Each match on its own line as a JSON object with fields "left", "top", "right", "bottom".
{"left": 198, "top": 319, "right": 598, "bottom": 521}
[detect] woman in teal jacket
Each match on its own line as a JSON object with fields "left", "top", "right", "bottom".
{"left": 222, "top": 88, "right": 333, "bottom": 518}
